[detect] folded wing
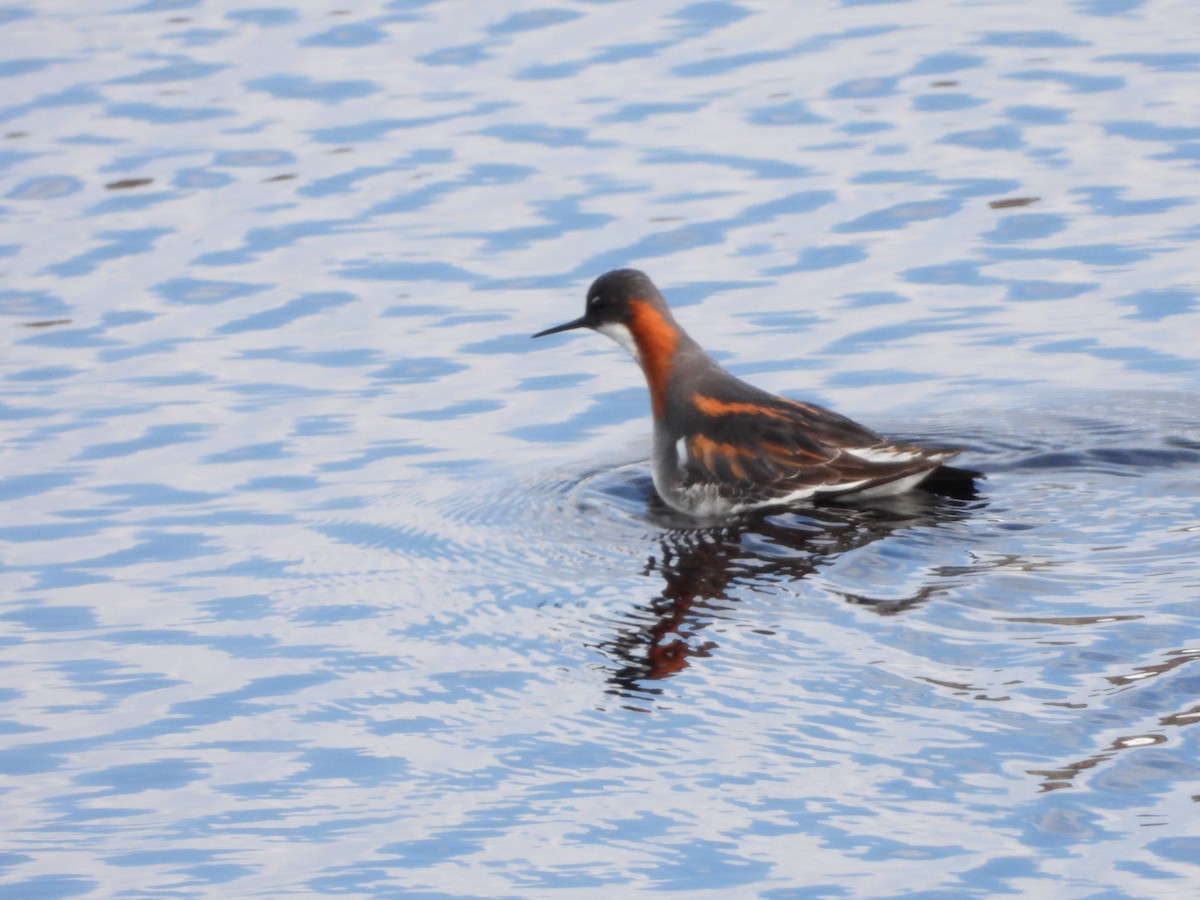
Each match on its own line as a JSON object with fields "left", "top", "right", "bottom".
{"left": 679, "top": 390, "right": 956, "bottom": 506}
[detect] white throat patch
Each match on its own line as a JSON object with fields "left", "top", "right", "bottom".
{"left": 595, "top": 322, "right": 641, "bottom": 364}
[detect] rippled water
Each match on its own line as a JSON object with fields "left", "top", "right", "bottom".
{"left": 3, "top": 1, "right": 1199, "bottom": 896}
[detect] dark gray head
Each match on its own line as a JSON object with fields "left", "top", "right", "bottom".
{"left": 532, "top": 269, "right": 670, "bottom": 345}
{"left": 532, "top": 269, "right": 712, "bottom": 421}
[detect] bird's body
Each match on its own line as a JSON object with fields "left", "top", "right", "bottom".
{"left": 534, "top": 269, "right": 960, "bottom": 518}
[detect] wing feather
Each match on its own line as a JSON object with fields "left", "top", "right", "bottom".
{"left": 678, "top": 386, "right": 957, "bottom": 508}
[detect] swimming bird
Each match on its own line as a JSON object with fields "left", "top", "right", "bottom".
{"left": 533, "top": 268, "right": 962, "bottom": 517}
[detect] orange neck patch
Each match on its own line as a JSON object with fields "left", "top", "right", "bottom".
{"left": 628, "top": 300, "right": 678, "bottom": 419}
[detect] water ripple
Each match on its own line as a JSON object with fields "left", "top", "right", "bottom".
{"left": 1, "top": 0, "right": 1199, "bottom": 895}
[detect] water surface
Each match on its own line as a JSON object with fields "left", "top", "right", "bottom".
{"left": 2, "top": 1, "right": 1199, "bottom": 896}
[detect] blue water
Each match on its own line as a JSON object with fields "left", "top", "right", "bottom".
{"left": 2, "top": 1, "right": 1199, "bottom": 896}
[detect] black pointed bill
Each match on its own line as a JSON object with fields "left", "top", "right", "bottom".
{"left": 532, "top": 315, "right": 589, "bottom": 338}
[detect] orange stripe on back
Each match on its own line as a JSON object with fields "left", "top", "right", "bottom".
{"left": 628, "top": 300, "right": 678, "bottom": 419}
{"left": 693, "top": 393, "right": 829, "bottom": 461}
{"left": 688, "top": 434, "right": 748, "bottom": 480}
{"left": 692, "top": 393, "right": 790, "bottom": 421}
{"left": 760, "top": 439, "right": 827, "bottom": 463}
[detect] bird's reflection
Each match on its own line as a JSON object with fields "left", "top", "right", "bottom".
{"left": 594, "top": 468, "right": 984, "bottom": 699}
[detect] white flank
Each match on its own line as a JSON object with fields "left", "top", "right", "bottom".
{"left": 774, "top": 480, "right": 868, "bottom": 507}
{"left": 847, "top": 445, "right": 923, "bottom": 464}
{"left": 852, "top": 470, "right": 932, "bottom": 497}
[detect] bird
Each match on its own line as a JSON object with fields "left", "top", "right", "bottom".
{"left": 533, "top": 268, "right": 964, "bottom": 518}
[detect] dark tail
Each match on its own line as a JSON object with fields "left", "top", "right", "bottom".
{"left": 921, "top": 464, "right": 984, "bottom": 500}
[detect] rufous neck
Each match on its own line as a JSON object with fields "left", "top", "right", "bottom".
{"left": 627, "top": 300, "right": 688, "bottom": 421}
